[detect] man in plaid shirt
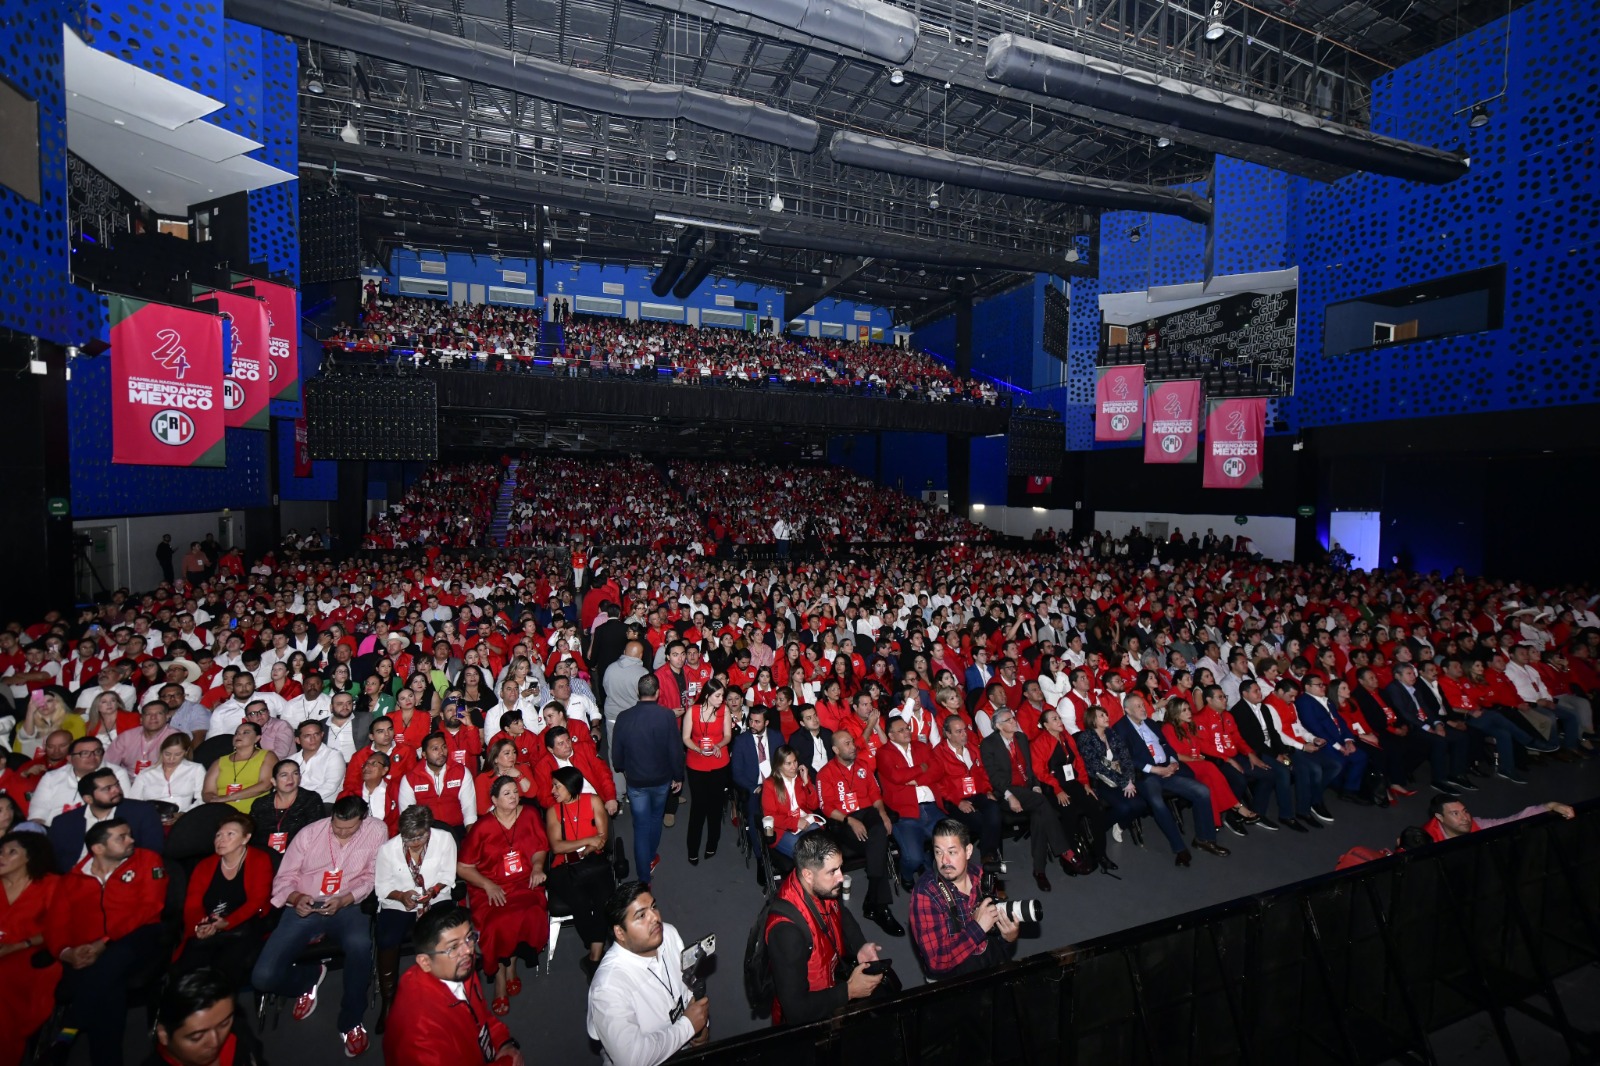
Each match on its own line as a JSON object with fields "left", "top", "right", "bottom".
{"left": 908, "top": 820, "right": 1020, "bottom": 980}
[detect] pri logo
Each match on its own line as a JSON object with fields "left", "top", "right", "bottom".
{"left": 1110, "top": 414, "right": 1129, "bottom": 432}
{"left": 150, "top": 409, "right": 195, "bottom": 446}
{"left": 223, "top": 379, "right": 246, "bottom": 411}
{"left": 151, "top": 329, "right": 190, "bottom": 380}
{"left": 1222, "top": 457, "right": 1247, "bottom": 479}
{"left": 1225, "top": 409, "right": 1248, "bottom": 440}
{"left": 1162, "top": 391, "right": 1184, "bottom": 419}
{"left": 1161, "top": 434, "right": 1184, "bottom": 454}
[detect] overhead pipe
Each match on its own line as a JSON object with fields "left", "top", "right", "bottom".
{"left": 672, "top": 250, "right": 719, "bottom": 299}
{"left": 651, "top": 228, "right": 703, "bottom": 298}
{"left": 829, "top": 131, "right": 1212, "bottom": 225}
{"left": 694, "top": 0, "right": 918, "bottom": 63}
{"left": 757, "top": 227, "right": 1070, "bottom": 275}
{"left": 226, "top": 0, "right": 821, "bottom": 151}
{"left": 984, "top": 34, "right": 1468, "bottom": 185}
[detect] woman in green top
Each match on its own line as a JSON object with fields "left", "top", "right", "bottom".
{"left": 202, "top": 721, "right": 272, "bottom": 812}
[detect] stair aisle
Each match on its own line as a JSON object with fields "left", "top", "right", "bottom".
{"left": 490, "top": 459, "right": 521, "bottom": 548}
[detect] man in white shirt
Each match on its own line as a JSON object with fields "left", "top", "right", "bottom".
{"left": 1504, "top": 644, "right": 1586, "bottom": 751}
{"left": 587, "top": 884, "right": 708, "bottom": 1066}
{"left": 284, "top": 673, "right": 332, "bottom": 731}
{"left": 73, "top": 669, "right": 135, "bottom": 713}
{"left": 28, "top": 735, "right": 133, "bottom": 826}
{"left": 291, "top": 720, "right": 348, "bottom": 804}
{"left": 211, "top": 673, "right": 288, "bottom": 737}
{"left": 550, "top": 673, "right": 599, "bottom": 727}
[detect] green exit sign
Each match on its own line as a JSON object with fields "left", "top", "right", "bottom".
{"left": 47, "top": 497, "right": 69, "bottom": 517}
{"left": 1296, "top": 504, "right": 1315, "bottom": 518}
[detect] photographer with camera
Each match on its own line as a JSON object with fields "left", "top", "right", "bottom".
{"left": 908, "top": 819, "right": 1023, "bottom": 980}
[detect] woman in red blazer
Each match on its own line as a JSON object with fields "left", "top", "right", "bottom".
{"left": 172, "top": 810, "right": 274, "bottom": 989}
{"left": 760, "top": 746, "right": 822, "bottom": 857}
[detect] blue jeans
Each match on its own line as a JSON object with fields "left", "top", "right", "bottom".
{"left": 890, "top": 803, "right": 944, "bottom": 881}
{"left": 250, "top": 905, "right": 372, "bottom": 1033}
{"left": 627, "top": 782, "right": 671, "bottom": 882}
{"left": 1469, "top": 711, "right": 1534, "bottom": 770}
{"left": 1307, "top": 744, "right": 1363, "bottom": 794}
{"left": 1136, "top": 772, "right": 1216, "bottom": 852}
{"left": 1285, "top": 750, "right": 1324, "bottom": 815}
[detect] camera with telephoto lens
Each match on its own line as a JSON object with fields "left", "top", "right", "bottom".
{"left": 993, "top": 898, "right": 1041, "bottom": 924}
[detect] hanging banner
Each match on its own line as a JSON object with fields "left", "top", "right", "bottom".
{"left": 193, "top": 287, "right": 271, "bottom": 430}
{"left": 107, "top": 293, "right": 226, "bottom": 468}
{"left": 232, "top": 274, "right": 300, "bottom": 403}
{"left": 293, "top": 416, "right": 313, "bottom": 477}
{"left": 1025, "top": 475, "right": 1054, "bottom": 495}
{"left": 1094, "top": 365, "right": 1145, "bottom": 441}
{"left": 1203, "top": 396, "right": 1267, "bottom": 489}
{"left": 1144, "top": 379, "right": 1202, "bottom": 464}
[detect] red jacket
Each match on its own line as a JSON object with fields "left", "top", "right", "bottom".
{"left": 530, "top": 744, "right": 617, "bottom": 807}
{"left": 1193, "top": 707, "right": 1248, "bottom": 760}
{"left": 930, "top": 738, "right": 991, "bottom": 806}
{"left": 46, "top": 848, "right": 166, "bottom": 952}
{"left": 876, "top": 739, "right": 940, "bottom": 819}
{"left": 438, "top": 725, "right": 484, "bottom": 771}
{"left": 1032, "top": 730, "right": 1087, "bottom": 791}
{"left": 341, "top": 742, "right": 416, "bottom": 799}
{"left": 176, "top": 849, "right": 273, "bottom": 956}
{"left": 383, "top": 963, "right": 512, "bottom": 1066}
{"left": 816, "top": 757, "right": 882, "bottom": 817}
{"left": 761, "top": 773, "right": 820, "bottom": 837}
{"left": 654, "top": 665, "right": 687, "bottom": 713}
{"left": 1095, "top": 690, "right": 1126, "bottom": 728}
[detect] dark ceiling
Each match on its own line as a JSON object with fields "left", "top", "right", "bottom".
{"left": 263, "top": 0, "right": 1521, "bottom": 326}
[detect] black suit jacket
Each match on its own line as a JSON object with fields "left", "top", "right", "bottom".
{"left": 49, "top": 797, "right": 167, "bottom": 874}
{"left": 788, "top": 726, "right": 834, "bottom": 772}
{"left": 1111, "top": 717, "right": 1193, "bottom": 779}
{"left": 979, "top": 730, "right": 1040, "bottom": 797}
{"left": 1230, "top": 700, "right": 1291, "bottom": 759}
{"left": 1382, "top": 680, "right": 1433, "bottom": 730}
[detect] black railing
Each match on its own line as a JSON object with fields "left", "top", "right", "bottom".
{"left": 685, "top": 801, "right": 1600, "bottom": 1066}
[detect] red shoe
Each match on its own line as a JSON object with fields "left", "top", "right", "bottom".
{"left": 342, "top": 1025, "right": 369, "bottom": 1058}
{"left": 491, "top": 997, "right": 511, "bottom": 1016}
{"left": 505, "top": 975, "right": 523, "bottom": 996}
{"left": 293, "top": 963, "right": 329, "bottom": 1022}
{"left": 650, "top": 854, "right": 661, "bottom": 874}
{"left": 1389, "top": 784, "right": 1417, "bottom": 798}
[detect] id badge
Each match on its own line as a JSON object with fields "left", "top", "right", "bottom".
{"left": 269, "top": 831, "right": 288, "bottom": 852}
{"left": 841, "top": 791, "right": 859, "bottom": 813}
{"left": 452, "top": 749, "right": 467, "bottom": 765}
{"left": 961, "top": 775, "right": 976, "bottom": 797}
{"left": 321, "top": 868, "right": 343, "bottom": 895}
{"left": 226, "top": 783, "right": 242, "bottom": 796}
{"left": 135, "top": 760, "right": 152, "bottom": 774}
{"left": 503, "top": 849, "right": 525, "bottom": 877}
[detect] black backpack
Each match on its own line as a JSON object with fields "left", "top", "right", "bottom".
{"left": 742, "top": 896, "right": 804, "bottom": 1018}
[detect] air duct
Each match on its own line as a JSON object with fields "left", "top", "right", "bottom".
{"left": 829, "top": 131, "right": 1212, "bottom": 225}
{"left": 672, "top": 253, "right": 718, "bottom": 299}
{"left": 758, "top": 228, "right": 1067, "bottom": 275}
{"left": 695, "top": 0, "right": 918, "bottom": 63}
{"left": 985, "top": 34, "right": 1468, "bottom": 185}
{"left": 226, "top": 0, "right": 821, "bottom": 151}
{"left": 652, "top": 229, "right": 702, "bottom": 298}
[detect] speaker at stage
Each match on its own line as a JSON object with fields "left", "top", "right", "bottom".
{"left": 305, "top": 376, "right": 438, "bottom": 462}
{"left": 300, "top": 186, "right": 360, "bottom": 285}
{"left": 1007, "top": 407, "right": 1063, "bottom": 478}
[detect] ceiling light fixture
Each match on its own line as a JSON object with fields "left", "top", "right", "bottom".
{"left": 1128, "top": 225, "right": 1142, "bottom": 244}
{"left": 1157, "top": 136, "right": 1172, "bottom": 148}
{"left": 1468, "top": 103, "right": 1490, "bottom": 128}
{"left": 339, "top": 118, "right": 359, "bottom": 144}
{"left": 928, "top": 191, "right": 940, "bottom": 209}
{"left": 1065, "top": 247, "right": 1081, "bottom": 263}
{"left": 1205, "top": 1, "right": 1226, "bottom": 41}
{"left": 889, "top": 67, "right": 905, "bottom": 85}
{"left": 665, "top": 147, "right": 678, "bottom": 161}
{"left": 769, "top": 192, "right": 785, "bottom": 213}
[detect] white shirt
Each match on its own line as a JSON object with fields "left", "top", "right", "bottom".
{"left": 283, "top": 692, "right": 332, "bottom": 731}
{"left": 28, "top": 763, "right": 133, "bottom": 825}
{"left": 747, "top": 730, "right": 773, "bottom": 783}
{"left": 324, "top": 716, "right": 359, "bottom": 760}
{"left": 1505, "top": 661, "right": 1551, "bottom": 703}
{"left": 562, "top": 687, "right": 600, "bottom": 725}
{"left": 587, "top": 922, "right": 696, "bottom": 1066}
{"left": 75, "top": 684, "right": 135, "bottom": 713}
{"left": 374, "top": 828, "right": 458, "bottom": 912}
{"left": 291, "top": 746, "right": 348, "bottom": 804}
{"left": 127, "top": 759, "right": 206, "bottom": 812}
{"left": 211, "top": 691, "right": 289, "bottom": 737}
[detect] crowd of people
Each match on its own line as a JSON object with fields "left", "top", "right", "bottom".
{"left": 1, "top": 509, "right": 1595, "bottom": 1064}
{"left": 505, "top": 457, "right": 709, "bottom": 553}
{"left": 360, "top": 461, "right": 504, "bottom": 550}
{"left": 328, "top": 295, "right": 998, "bottom": 403}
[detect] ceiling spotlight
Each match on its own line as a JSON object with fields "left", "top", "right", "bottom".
{"left": 306, "top": 70, "right": 325, "bottom": 95}
{"left": 471, "top": 197, "right": 480, "bottom": 206}
{"left": 339, "top": 119, "right": 359, "bottom": 144}
{"left": 1065, "top": 247, "right": 1080, "bottom": 263}
{"left": 1128, "top": 225, "right": 1142, "bottom": 244}
{"left": 889, "top": 67, "right": 905, "bottom": 85}
{"left": 665, "top": 147, "right": 678, "bottom": 161}
{"left": 928, "top": 192, "right": 940, "bottom": 209}
{"left": 1205, "top": 1, "right": 1226, "bottom": 41}
{"left": 1157, "top": 136, "right": 1172, "bottom": 148}
{"left": 1468, "top": 103, "right": 1490, "bottom": 128}
{"left": 769, "top": 192, "right": 785, "bottom": 213}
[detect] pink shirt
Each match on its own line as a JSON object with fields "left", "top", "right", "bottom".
{"left": 104, "top": 725, "right": 177, "bottom": 775}
{"left": 269, "top": 814, "right": 388, "bottom": 907}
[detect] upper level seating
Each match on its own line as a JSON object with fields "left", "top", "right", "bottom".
{"left": 361, "top": 461, "right": 503, "bottom": 549}
{"left": 507, "top": 455, "right": 710, "bottom": 551}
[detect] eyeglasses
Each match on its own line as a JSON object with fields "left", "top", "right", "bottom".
{"left": 427, "top": 931, "right": 480, "bottom": 956}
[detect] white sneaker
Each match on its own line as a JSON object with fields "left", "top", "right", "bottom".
{"left": 1111, "top": 825, "right": 1124, "bottom": 844}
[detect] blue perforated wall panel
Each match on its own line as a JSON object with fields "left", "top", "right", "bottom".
{"left": 0, "top": 0, "right": 98, "bottom": 346}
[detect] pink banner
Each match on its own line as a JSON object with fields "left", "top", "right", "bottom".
{"left": 1203, "top": 397, "right": 1267, "bottom": 489}
{"left": 193, "top": 288, "right": 271, "bottom": 430}
{"left": 232, "top": 274, "right": 300, "bottom": 403}
{"left": 108, "top": 294, "right": 226, "bottom": 468}
{"left": 1094, "top": 365, "right": 1145, "bottom": 441}
{"left": 293, "top": 416, "right": 312, "bottom": 477}
{"left": 1143, "top": 379, "right": 1202, "bottom": 464}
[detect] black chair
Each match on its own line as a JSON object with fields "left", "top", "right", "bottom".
{"left": 194, "top": 735, "right": 234, "bottom": 768}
